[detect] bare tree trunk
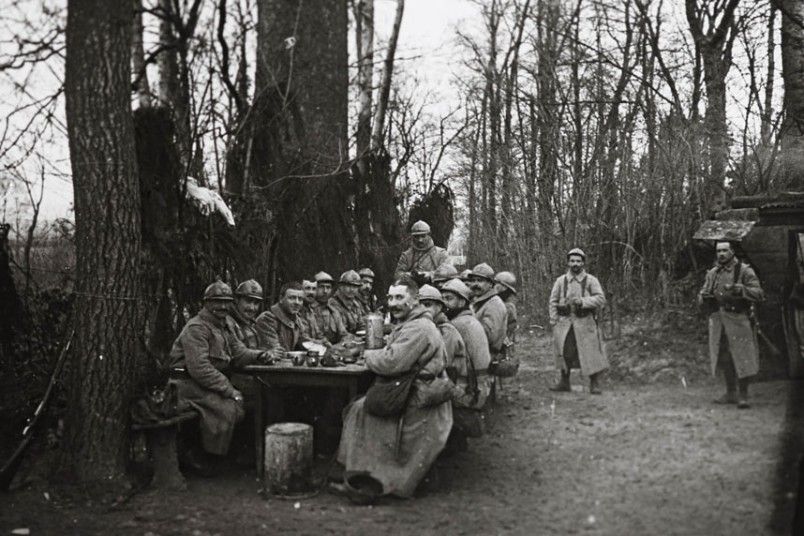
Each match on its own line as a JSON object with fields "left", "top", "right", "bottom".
{"left": 685, "top": 0, "right": 740, "bottom": 213}
{"left": 371, "top": 0, "right": 404, "bottom": 151}
{"left": 355, "top": 0, "right": 374, "bottom": 163}
{"left": 62, "top": 0, "right": 143, "bottom": 486}
{"left": 157, "top": 0, "right": 189, "bottom": 171}
{"left": 762, "top": 3, "right": 776, "bottom": 144}
{"left": 131, "top": 0, "right": 151, "bottom": 108}
{"left": 780, "top": 0, "right": 804, "bottom": 190}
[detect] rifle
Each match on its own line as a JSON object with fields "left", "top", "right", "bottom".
{"left": 0, "top": 330, "right": 73, "bottom": 491}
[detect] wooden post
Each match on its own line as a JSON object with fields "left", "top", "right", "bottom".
{"left": 263, "top": 422, "right": 313, "bottom": 494}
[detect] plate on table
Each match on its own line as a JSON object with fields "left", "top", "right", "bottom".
{"left": 301, "top": 341, "right": 327, "bottom": 356}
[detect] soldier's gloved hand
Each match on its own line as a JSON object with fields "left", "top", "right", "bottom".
{"left": 231, "top": 389, "right": 244, "bottom": 405}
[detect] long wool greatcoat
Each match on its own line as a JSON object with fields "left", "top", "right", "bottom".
{"left": 170, "top": 308, "right": 264, "bottom": 455}
{"left": 337, "top": 305, "right": 453, "bottom": 498}
{"left": 472, "top": 289, "right": 508, "bottom": 358}
{"left": 548, "top": 270, "right": 609, "bottom": 376}
{"left": 395, "top": 236, "right": 449, "bottom": 274}
{"left": 255, "top": 303, "right": 306, "bottom": 351}
{"left": 450, "top": 309, "right": 493, "bottom": 409}
{"left": 700, "top": 258, "right": 764, "bottom": 378}
{"left": 329, "top": 292, "right": 364, "bottom": 334}
{"left": 309, "top": 300, "right": 350, "bottom": 344}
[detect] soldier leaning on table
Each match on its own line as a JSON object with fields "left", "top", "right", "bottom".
{"left": 169, "top": 281, "right": 271, "bottom": 471}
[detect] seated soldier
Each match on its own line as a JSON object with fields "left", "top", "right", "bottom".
{"left": 441, "top": 278, "right": 493, "bottom": 448}
{"left": 299, "top": 278, "right": 322, "bottom": 340}
{"left": 432, "top": 263, "right": 459, "bottom": 291}
{"left": 358, "top": 267, "right": 379, "bottom": 313}
{"left": 170, "top": 281, "right": 271, "bottom": 466}
{"left": 329, "top": 270, "right": 366, "bottom": 334}
{"left": 227, "top": 279, "right": 263, "bottom": 349}
{"left": 419, "top": 284, "right": 467, "bottom": 379}
{"left": 494, "top": 271, "right": 518, "bottom": 351}
{"left": 255, "top": 281, "right": 309, "bottom": 354}
{"left": 312, "top": 271, "right": 351, "bottom": 344}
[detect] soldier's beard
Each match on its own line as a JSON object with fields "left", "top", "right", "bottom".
{"left": 445, "top": 306, "right": 464, "bottom": 320}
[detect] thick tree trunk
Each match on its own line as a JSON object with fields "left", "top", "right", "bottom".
{"left": 251, "top": 0, "right": 355, "bottom": 285}
{"left": 63, "top": 0, "right": 143, "bottom": 485}
{"left": 780, "top": 0, "right": 804, "bottom": 190}
{"left": 132, "top": 0, "right": 151, "bottom": 108}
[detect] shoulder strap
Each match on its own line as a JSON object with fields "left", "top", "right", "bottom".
{"left": 581, "top": 276, "right": 588, "bottom": 297}
{"left": 733, "top": 261, "right": 742, "bottom": 285}
{"left": 563, "top": 275, "right": 568, "bottom": 300}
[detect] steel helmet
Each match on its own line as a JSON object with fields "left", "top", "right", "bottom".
{"left": 567, "top": 247, "right": 586, "bottom": 260}
{"left": 235, "top": 279, "right": 263, "bottom": 300}
{"left": 470, "top": 262, "right": 495, "bottom": 281}
{"left": 458, "top": 269, "right": 472, "bottom": 281}
{"left": 315, "top": 271, "right": 334, "bottom": 284}
{"left": 418, "top": 284, "right": 444, "bottom": 304}
{"left": 432, "top": 263, "right": 458, "bottom": 283}
{"left": 494, "top": 271, "right": 517, "bottom": 294}
{"left": 339, "top": 270, "right": 363, "bottom": 287}
{"left": 203, "top": 280, "right": 234, "bottom": 301}
{"left": 441, "top": 278, "right": 473, "bottom": 302}
{"left": 410, "top": 220, "right": 431, "bottom": 235}
{"left": 358, "top": 267, "right": 375, "bottom": 280}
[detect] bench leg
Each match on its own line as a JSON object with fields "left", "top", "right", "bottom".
{"left": 147, "top": 426, "right": 187, "bottom": 491}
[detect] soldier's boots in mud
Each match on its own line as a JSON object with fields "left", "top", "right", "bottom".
{"left": 737, "top": 379, "right": 750, "bottom": 409}
{"left": 549, "top": 370, "right": 571, "bottom": 392}
{"left": 589, "top": 373, "right": 602, "bottom": 395}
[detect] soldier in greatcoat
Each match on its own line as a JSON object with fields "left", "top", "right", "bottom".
{"left": 548, "top": 248, "right": 608, "bottom": 394}
{"left": 419, "top": 284, "right": 467, "bottom": 375}
{"left": 226, "top": 279, "right": 263, "bottom": 349}
{"left": 432, "top": 262, "right": 459, "bottom": 290}
{"left": 337, "top": 278, "right": 452, "bottom": 498}
{"left": 255, "top": 281, "right": 309, "bottom": 353}
{"left": 358, "top": 267, "right": 380, "bottom": 313}
{"left": 170, "top": 281, "right": 270, "bottom": 457}
{"left": 308, "top": 271, "right": 351, "bottom": 344}
{"left": 395, "top": 220, "right": 450, "bottom": 281}
{"left": 329, "top": 270, "right": 366, "bottom": 334}
{"left": 699, "top": 241, "right": 764, "bottom": 408}
{"left": 467, "top": 263, "right": 508, "bottom": 363}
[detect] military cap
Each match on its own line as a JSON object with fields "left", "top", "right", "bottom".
{"left": 203, "top": 280, "right": 234, "bottom": 301}
{"left": 418, "top": 284, "right": 445, "bottom": 304}
{"left": 567, "top": 247, "right": 586, "bottom": 260}
{"left": 358, "top": 268, "right": 375, "bottom": 279}
{"left": 315, "top": 271, "right": 334, "bottom": 283}
{"left": 235, "top": 279, "right": 263, "bottom": 300}
{"left": 410, "top": 220, "right": 431, "bottom": 235}
{"left": 339, "top": 270, "right": 363, "bottom": 286}
{"left": 432, "top": 262, "right": 458, "bottom": 283}
{"left": 441, "top": 278, "right": 473, "bottom": 302}
{"left": 470, "top": 262, "right": 495, "bottom": 281}
{"left": 494, "top": 271, "right": 517, "bottom": 294}
{"left": 458, "top": 269, "right": 472, "bottom": 281}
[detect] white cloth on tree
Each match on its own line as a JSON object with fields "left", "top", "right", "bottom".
{"left": 184, "top": 176, "right": 235, "bottom": 226}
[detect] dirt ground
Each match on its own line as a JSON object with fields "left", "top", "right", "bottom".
{"left": 2, "top": 328, "right": 802, "bottom": 535}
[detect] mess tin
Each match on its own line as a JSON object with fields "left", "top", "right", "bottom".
{"left": 306, "top": 354, "right": 319, "bottom": 367}
{"left": 288, "top": 351, "right": 306, "bottom": 366}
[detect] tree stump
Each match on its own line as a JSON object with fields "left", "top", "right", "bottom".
{"left": 263, "top": 422, "right": 313, "bottom": 494}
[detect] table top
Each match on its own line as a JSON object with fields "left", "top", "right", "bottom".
{"left": 242, "top": 361, "right": 371, "bottom": 376}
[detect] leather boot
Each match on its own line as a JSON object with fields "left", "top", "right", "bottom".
{"left": 589, "top": 373, "right": 602, "bottom": 395}
{"left": 714, "top": 358, "right": 738, "bottom": 404}
{"left": 737, "top": 378, "right": 750, "bottom": 409}
{"left": 549, "top": 370, "right": 571, "bottom": 392}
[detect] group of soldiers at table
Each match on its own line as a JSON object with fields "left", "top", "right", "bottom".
{"left": 167, "top": 216, "right": 763, "bottom": 498}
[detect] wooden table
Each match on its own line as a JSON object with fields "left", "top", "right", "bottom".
{"left": 241, "top": 362, "right": 373, "bottom": 477}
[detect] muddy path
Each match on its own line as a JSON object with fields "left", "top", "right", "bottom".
{"left": 2, "top": 332, "right": 801, "bottom": 535}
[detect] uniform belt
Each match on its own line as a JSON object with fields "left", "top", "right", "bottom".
{"left": 720, "top": 304, "right": 750, "bottom": 314}
{"left": 475, "top": 369, "right": 489, "bottom": 377}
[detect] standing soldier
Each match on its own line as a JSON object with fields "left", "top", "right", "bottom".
{"left": 357, "top": 267, "right": 379, "bottom": 313}
{"left": 699, "top": 241, "right": 764, "bottom": 408}
{"left": 548, "top": 248, "right": 609, "bottom": 394}
{"left": 329, "top": 270, "right": 366, "bottom": 334}
{"left": 395, "top": 220, "right": 450, "bottom": 282}
{"left": 467, "top": 263, "right": 508, "bottom": 364}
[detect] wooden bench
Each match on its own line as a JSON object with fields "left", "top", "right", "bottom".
{"left": 132, "top": 410, "right": 199, "bottom": 490}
